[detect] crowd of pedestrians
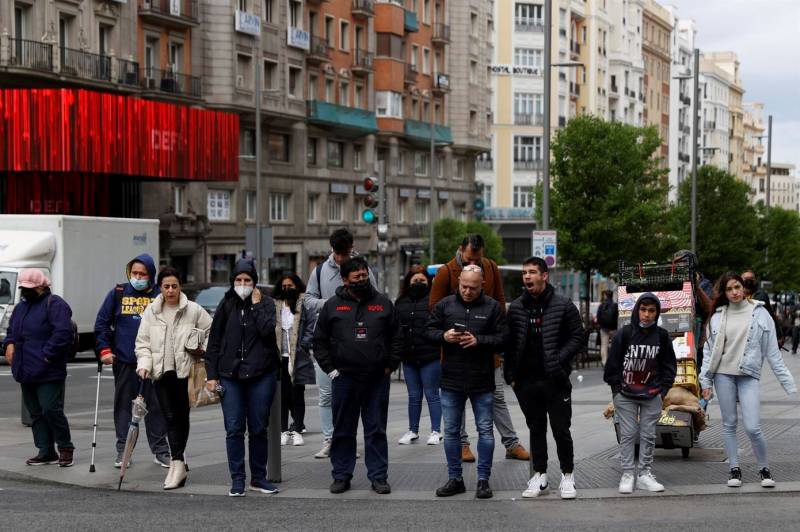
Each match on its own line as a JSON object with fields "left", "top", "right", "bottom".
{"left": 2, "top": 228, "right": 796, "bottom": 499}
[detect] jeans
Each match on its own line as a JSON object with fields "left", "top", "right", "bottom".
{"left": 613, "top": 394, "right": 663, "bottom": 474}
{"left": 220, "top": 372, "right": 277, "bottom": 483}
{"left": 153, "top": 371, "right": 190, "bottom": 461}
{"left": 460, "top": 365, "right": 520, "bottom": 449}
{"left": 314, "top": 361, "right": 334, "bottom": 440}
{"left": 441, "top": 389, "right": 494, "bottom": 480}
{"left": 280, "top": 357, "right": 306, "bottom": 432}
{"left": 20, "top": 380, "right": 73, "bottom": 456}
{"left": 714, "top": 373, "right": 769, "bottom": 469}
{"left": 330, "top": 373, "right": 390, "bottom": 482}
{"left": 112, "top": 361, "right": 169, "bottom": 457}
{"left": 513, "top": 379, "right": 574, "bottom": 474}
{"left": 403, "top": 360, "right": 442, "bottom": 433}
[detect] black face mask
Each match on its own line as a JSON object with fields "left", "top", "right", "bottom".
{"left": 408, "top": 282, "right": 428, "bottom": 299}
{"left": 20, "top": 288, "right": 39, "bottom": 301}
{"left": 282, "top": 288, "right": 298, "bottom": 301}
{"left": 742, "top": 279, "right": 757, "bottom": 292}
{"left": 349, "top": 279, "right": 372, "bottom": 299}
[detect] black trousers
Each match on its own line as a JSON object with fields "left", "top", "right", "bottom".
{"left": 280, "top": 357, "right": 306, "bottom": 432}
{"left": 513, "top": 378, "right": 574, "bottom": 474}
{"left": 113, "top": 361, "right": 169, "bottom": 456}
{"left": 153, "top": 371, "right": 190, "bottom": 461}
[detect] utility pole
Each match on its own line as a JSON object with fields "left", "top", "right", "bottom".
{"left": 378, "top": 161, "right": 387, "bottom": 293}
{"left": 690, "top": 48, "right": 700, "bottom": 255}
{"left": 766, "top": 114, "right": 772, "bottom": 208}
{"left": 541, "top": 0, "right": 552, "bottom": 230}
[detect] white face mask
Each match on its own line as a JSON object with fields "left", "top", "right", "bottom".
{"left": 235, "top": 285, "right": 254, "bottom": 300}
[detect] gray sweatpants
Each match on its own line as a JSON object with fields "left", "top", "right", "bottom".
{"left": 613, "top": 394, "right": 662, "bottom": 474}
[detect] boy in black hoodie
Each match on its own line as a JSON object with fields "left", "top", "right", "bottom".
{"left": 604, "top": 293, "right": 676, "bottom": 494}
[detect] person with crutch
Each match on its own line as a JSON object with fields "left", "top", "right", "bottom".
{"left": 94, "top": 254, "right": 170, "bottom": 469}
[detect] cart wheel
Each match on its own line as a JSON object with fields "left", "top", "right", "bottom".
{"left": 681, "top": 447, "right": 690, "bottom": 459}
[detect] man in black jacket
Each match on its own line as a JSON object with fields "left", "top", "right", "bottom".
{"left": 505, "top": 257, "right": 584, "bottom": 500}
{"left": 313, "top": 257, "right": 402, "bottom": 495}
{"left": 425, "top": 265, "right": 508, "bottom": 499}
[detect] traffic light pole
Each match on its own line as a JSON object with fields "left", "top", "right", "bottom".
{"left": 378, "top": 162, "right": 387, "bottom": 293}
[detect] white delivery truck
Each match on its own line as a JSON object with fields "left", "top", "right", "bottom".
{"left": 0, "top": 215, "right": 159, "bottom": 358}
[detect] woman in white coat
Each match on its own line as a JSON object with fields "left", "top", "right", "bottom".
{"left": 135, "top": 266, "right": 212, "bottom": 489}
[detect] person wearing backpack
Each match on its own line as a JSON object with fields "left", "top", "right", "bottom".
{"left": 3, "top": 269, "right": 76, "bottom": 467}
{"left": 596, "top": 290, "right": 619, "bottom": 367}
{"left": 94, "top": 254, "right": 170, "bottom": 469}
{"left": 604, "top": 293, "right": 677, "bottom": 494}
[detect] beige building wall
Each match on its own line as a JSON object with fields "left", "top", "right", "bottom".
{"left": 700, "top": 52, "right": 745, "bottom": 180}
{"left": 642, "top": 0, "right": 671, "bottom": 162}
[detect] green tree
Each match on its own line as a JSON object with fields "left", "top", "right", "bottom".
{"left": 426, "top": 218, "right": 505, "bottom": 265}
{"left": 669, "top": 165, "right": 760, "bottom": 281}
{"left": 754, "top": 206, "right": 800, "bottom": 291}
{"left": 548, "top": 116, "right": 670, "bottom": 322}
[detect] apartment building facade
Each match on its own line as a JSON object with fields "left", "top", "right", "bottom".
{"left": 665, "top": 13, "right": 695, "bottom": 201}
{"left": 743, "top": 101, "right": 767, "bottom": 201}
{"left": 766, "top": 163, "right": 796, "bottom": 211}
{"left": 641, "top": 0, "right": 670, "bottom": 161}
{"left": 699, "top": 52, "right": 744, "bottom": 178}
{"left": 607, "top": 0, "right": 645, "bottom": 126}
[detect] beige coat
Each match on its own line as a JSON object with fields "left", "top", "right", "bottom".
{"left": 135, "top": 292, "right": 213, "bottom": 380}
{"left": 275, "top": 294, "right": 305, "bottom": 378}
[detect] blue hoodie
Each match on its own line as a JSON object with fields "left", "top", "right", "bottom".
{"left": 94, "top": 254, "right": 159, "bottom": 365}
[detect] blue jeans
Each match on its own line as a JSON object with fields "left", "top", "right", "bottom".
{"left": 220, "top": 372, "right": 277, "bottom": 483}
{"left": 714, "top": 373, "right": 769, "bottom": 469}
{"left": 331, "top": 373, "right": 390, "bottom": 482}
{"left": 441, "top": 389, "right": 494, "bottom": 480}
{"left": 314, "top": 361, "right": 334, "bottom": 440}
{"left": 403, "top": 360, "right": 442, "bottom": 433}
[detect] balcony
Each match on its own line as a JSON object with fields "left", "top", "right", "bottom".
{"left": 432, "top": 23, "right": 451, "bottom": 45}
{"left": 140, "top": 67, "right": 202, "bottom": 98}
{"left": 569, "top": 82, "right": 580, "bottom": 97}
{"left": 514, "top": 159, "right": 544, "bottom": 171}
{"left": 60, "top": 47, "right": 111, "bottom": 82}
{"left": 570, "top": 41, "right": 581, "bottom": 56}
{"left": 404, "top": 119, "right": 453, "bottom": 146}
{"left": 306, "top": 100, "right": 378, "bottom": 138}
{"left": 432, "top": 72, "right": 450, "bottom": 95}
{"left": 404, "top": 9, "right": 419, "bottom": 33}
{"left": 516, "top": 20, "right": 544, "bottom": 33}
{"left": 307, "top": 36, "right": 331, "bottom": 63}
{"left": 352, "top": 49, "right": 373, "bottom": 74}
{"left": 704, "top": 120, "right": 716, "bottom": 129}
{"left": 138, "top": 0, "right": 198, "bottom": 28}
{"left": 610, "top": 83, "right": 619, "bottom": 95}
{"left": 117, "top": 58, "right": 140, "bottom": 86}
{"left": 514, "top": 113, "right": 544, "bottom": 126}
{"left": 682, "top": 95, "right": 691, "bottom": 106}
{"left": 8, "top": 38, "right": 53, "bottom": 72}
{"left": 352, "top": 0, "right": 374, "bottom": 17}
{"left": 476, "top": 159, "right": 493, "bottom": 170}
{"left": 405, "top": 63, "right": 418, "bottom": 85}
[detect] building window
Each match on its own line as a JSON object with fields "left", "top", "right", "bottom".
{"left": 288, "top": 66, "right": 302, "bottom": 98}
{"left": 470, "top": 12, "right": 478, "bottom": 35}
{"left": 469, "top": 60, "right": 477, "bottom": 83}
{"left": 174, "top": 186, "right": 185, "bottom": 215}
{"left": 308, "top": 73, "right": 318, "bottom": 100}
{"left": 307, "top": 137, "right": 318, "bottom": 165}
{"left": 410, "top": 45, "right": 418, "bottom": 69}
{"left": 328, "top": 141, "right": 344, "bottom": 168}
{"left": 269, "top": 192, "right": 289, "bottom": 222}
{"left": 514, "top": 136, "right": 542, "bottom": 161}
{"left": 245, "top": 191, "right": 256, "bottom": 221}
{"left": 469, "top": 111, "right": 477, "bottom": 134}
{"left": 207, "top": 190, "right": 231, "bottom": 221}
{"left": 241, "top": 129, "right": 256, "bottom": 157}
{"left": 414, "top": 152, "right": 429, "bottom": 176}
{"left": 289, "top": 0, "right": 301, "bottom": 28}
{"left": 398, "top": 199, "right": 407, "bottom": 224}
{"left": 269, "top": 133, "right": 290, "bottom": 162}
{"left": 353, "top": 145, "right": 363, "bottom": 170}
{"left": 264, "top": 60, "right": 277, "bottom": 90}
{"left": 514, "top": 92, "right": 543, "bottom": 118}
{"left": 437, "top": 155, "right": 444, "bottom": 178}
{"left": 513, "top": 185, "right": 535, "bottom": 208}
{"left": 307, "top": 194, "right": 319, "bottom": 222}
{"left": 455, "top": 159, "right": 465, "bottom": 179}
{"left": 263, "top": 0, "right": 274, "bottom": 23}
{"left": 376, "top": 91, "right": 403, "bottom": 118}
{"left": 457, "top": 203, "right": 467, "bottom": 222}
{"left": 328, "top": 195, "right": 344, "bottom": 222}
{"left": 340, "top": 20, "right": 350, "bottom": 51}
{"left": 325, "top": 15, "right": 335, "bottom": 46}
{"left": 376, "top": 33, "right": 404, "bottom": 59}
{"left": 482, "top": 184, "right": 493, "bottom": 207}
{"left": 355, "top": 84, "right": 364, "bottom": 108}
{"left": 423, "top": 0, "right": 430, "bottom": 23}
{"left": 415, "top": 200, "right": 430, "bottom": 223}
{"left": 325, "top": 78, "right": 334, "bottom": 102}
{"left": 236, "top": 54, "right": 253, "bottom": 90}
{"left": 398, "top": 150, "right": 407, "bottom": 175}
{"left": 514, "top": 48, "right": 543, "bottom": 69}
{"left": 515, "top": 3, "right": 543, "bottom": 27}
{"left": 339, "top": 80, "right": 349, "bottom": 106}
{"left": 422, "top": 48, "right": 430, "bottom": 74}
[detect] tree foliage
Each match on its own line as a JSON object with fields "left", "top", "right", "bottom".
{"left": 428, "top": 218, "right": 505, "bottom": 265}
{"left": 754, "top": 206, "right": 800, "bottom": 291}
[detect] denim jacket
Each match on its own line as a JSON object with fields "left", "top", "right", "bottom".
{"left": 700, "top": 302, "right": 796, "bottom": 394}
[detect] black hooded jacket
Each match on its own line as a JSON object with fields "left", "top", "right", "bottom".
{"left": 204, "top": 260, "right": 279, "bottom": 380}
{"left": 313, "top": 284, "right": 402, "bottom": 379}
{"left": 603, "top": 292, "right": 677, "bottom": 399}
{"left": 395, "top": 286, "right": 440, "bottom": 364}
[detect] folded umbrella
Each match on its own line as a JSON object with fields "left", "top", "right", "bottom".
{"left": 117, "top": 380, "right": 148, "bottom": 491}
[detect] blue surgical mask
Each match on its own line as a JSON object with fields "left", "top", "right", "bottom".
{"left": 130, "top": 277, "right": 149, "bottom": 291}
{"left": 640, "top": 320, "right": 656, "bottom": 328}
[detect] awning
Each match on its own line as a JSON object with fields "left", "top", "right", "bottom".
{"left": 307, "top": 100, "right": 378, "bottom": 138}
{"left": 404, "top": 119, "right": 453, "bottom": 146}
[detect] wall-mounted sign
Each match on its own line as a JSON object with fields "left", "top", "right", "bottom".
{"left": 287, "top": 27, "right": 310, "bottom": 50}
{"left": 235, "top": 10, "right": 261, "bottom": 36}
{"left": 489, "top": 64, "right": 542, "bottom": 76}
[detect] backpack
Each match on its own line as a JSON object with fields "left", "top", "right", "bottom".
{"left": 598, "top": 301, "right": 618, "bottom": 329}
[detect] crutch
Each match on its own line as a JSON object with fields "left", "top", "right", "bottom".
{"left": 89, "top": 358, "right": 103, "bottom": 473}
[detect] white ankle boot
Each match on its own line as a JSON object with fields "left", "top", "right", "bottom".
{"left": 164, "top": 459, "right": 187, "bottom": 490}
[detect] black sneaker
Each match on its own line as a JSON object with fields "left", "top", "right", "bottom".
{"left": 760, "top": 468, "right": 776, "bottom": 488}
{"left": 371, "top": 479, "right": 391, "bottom": 495}
{"left": 436, "top": 477, "right": 466, "bottom": 497}
{"left": 330, "top": 479, "right": 351, "bottom": 494}
{"left": 476, "top": 479, "right": 493, "bottom": 499}
{"left": 727, "top": 467, "right": 742, "bottom": 488}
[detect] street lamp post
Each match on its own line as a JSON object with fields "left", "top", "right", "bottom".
{"left": 766, "top": 114, "right": 773, "bottom": 208}
{"left": 673, "top": 48, "right": 701, "bottom": 254}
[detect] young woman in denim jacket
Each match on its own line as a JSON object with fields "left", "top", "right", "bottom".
{"left": 700, "top": 272, "right": 796, "bottom": 489}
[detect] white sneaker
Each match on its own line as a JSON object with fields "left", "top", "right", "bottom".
{"left": 292, "top": 432, "right": 304, "bottom": 446}
{"left": 522, "top": 472, "right": 549, "bottom": 498}
{"left": 637, "top": 471, "right": 665, "bottom": 492}
{"left": 398, "top": 431, "right": 419, "bottom": 445}
{"left": 314, "top": 439, "right": 331, "bottom": 459}
{"left": 280, "top": 432, "right": 290, "bottom": 446}
{"left": 559, "top": 472, "right": 577, "bottom": 499}
{"left": 426, "top": 431, "right": 443, "bottom": 445}
{"left": 619, "top": 472, "right": 635, "bottom": 494}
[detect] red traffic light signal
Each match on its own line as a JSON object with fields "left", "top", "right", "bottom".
{"left": 363, "top": 176, "right": 379, "bottom": 192}
{"left": 363, "top": 195, "right": 378, "bottom": 208}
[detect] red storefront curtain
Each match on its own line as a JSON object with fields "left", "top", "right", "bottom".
{"left": 0, "top": 88, "right": 239, "bottom": 181}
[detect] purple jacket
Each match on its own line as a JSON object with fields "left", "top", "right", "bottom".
{"left": 4, "top": 289, "right": 74, "bottom": 383}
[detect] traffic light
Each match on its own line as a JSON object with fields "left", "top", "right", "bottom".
{"left": 361, "top": 177, "right": 379, "bottom": 224}
{"left": 473, "top": 182, "right": 486, "bottom": 221}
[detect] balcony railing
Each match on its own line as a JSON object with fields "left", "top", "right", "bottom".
{"left": 8, "top": 38, "right": 53, "bottom": 72}
{"left": 352, "top": 0, "right": 374, "bottom": 16}
{"left": 704, "top": 120, "right": 716, "bottom": 129}
{"left": 610, "top": 83, "right": 619, "bottom": 94}
{"left": 117, "top": 58, "right": 140, "bottom": 86}
{"left": 139, "top": 0, "right": 198, "bottom": 24}
{"left": 353, "top": 49, "right": 373, "bottom": 71}
{"left": 515, "top": 20, "right": 544, "bottom": 33}
{"left": 476, "top": 159, "right": 493, "bottom": 170}
{"left": 570, "top": 41, "right": 581, "bottom": 55}
{"left": 432, "top": 23, "right": 450, "bottom": 43}
{"left": 60, "top": 46, "right": 111, "bottom": 81}
{"left": 514, "top": 159, "right": 544, "bottom": 171}
{"left": 405, "top": 63, "right": 418, "bottom": 83}
{"left": 514, "top": 113, "right": 544, "bottom": 126}
{"left": 308, "top": 35, "right": 331, "bottom": 61}
{"left": 432, "top": 72, "right": 450, "bottom": 93}
{"left": 140, "top": 67, "right": 202, "bottom": 98}
{"left": 569, "top": 82, "right": 580, "bottom": 96}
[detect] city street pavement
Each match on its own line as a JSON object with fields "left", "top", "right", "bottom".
{"left": 1, "top": 350, "right": 799, "bottom": 510}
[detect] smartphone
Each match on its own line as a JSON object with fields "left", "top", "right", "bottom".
{"left": 454, "top": 323, "right": 466, "bottom": 334}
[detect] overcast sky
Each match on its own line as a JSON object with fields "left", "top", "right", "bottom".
{"left": 665, "top": 0, "right": 800, "bottom": 172}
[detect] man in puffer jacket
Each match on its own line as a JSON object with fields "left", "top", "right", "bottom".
{"left": 505, "top": 257, "right": 584, "bottom": 500}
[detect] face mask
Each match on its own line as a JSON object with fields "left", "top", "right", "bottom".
{"left": 409, "top": 282, "right": 428, "bottom": 299}
{"left": 742, "top": 279, "right": 757, "bottom": 292}
{"left": 235, "top": 285, "right": 254, "bottom": 300}
{"left": 130, "top": 277, "right": 149, "bottom": 291}
{"left": 282, "top": 288, "right": 298, "bottom": 301}
{"left": 20, "top": 288, "right": 39, "bottom": 301}
{"left": 349, "top": 279, "right": 372, "bottom": 298}
{"left": 639, "top": 319, "right": 656, "bottom": 328}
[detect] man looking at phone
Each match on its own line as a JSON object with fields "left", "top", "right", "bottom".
{"left": 425, "top": 265, "right": 508, "bottom": 499}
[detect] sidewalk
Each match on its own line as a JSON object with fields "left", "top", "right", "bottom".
{"left": 1, "top": 355, "right": 799, "bottom": 500}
